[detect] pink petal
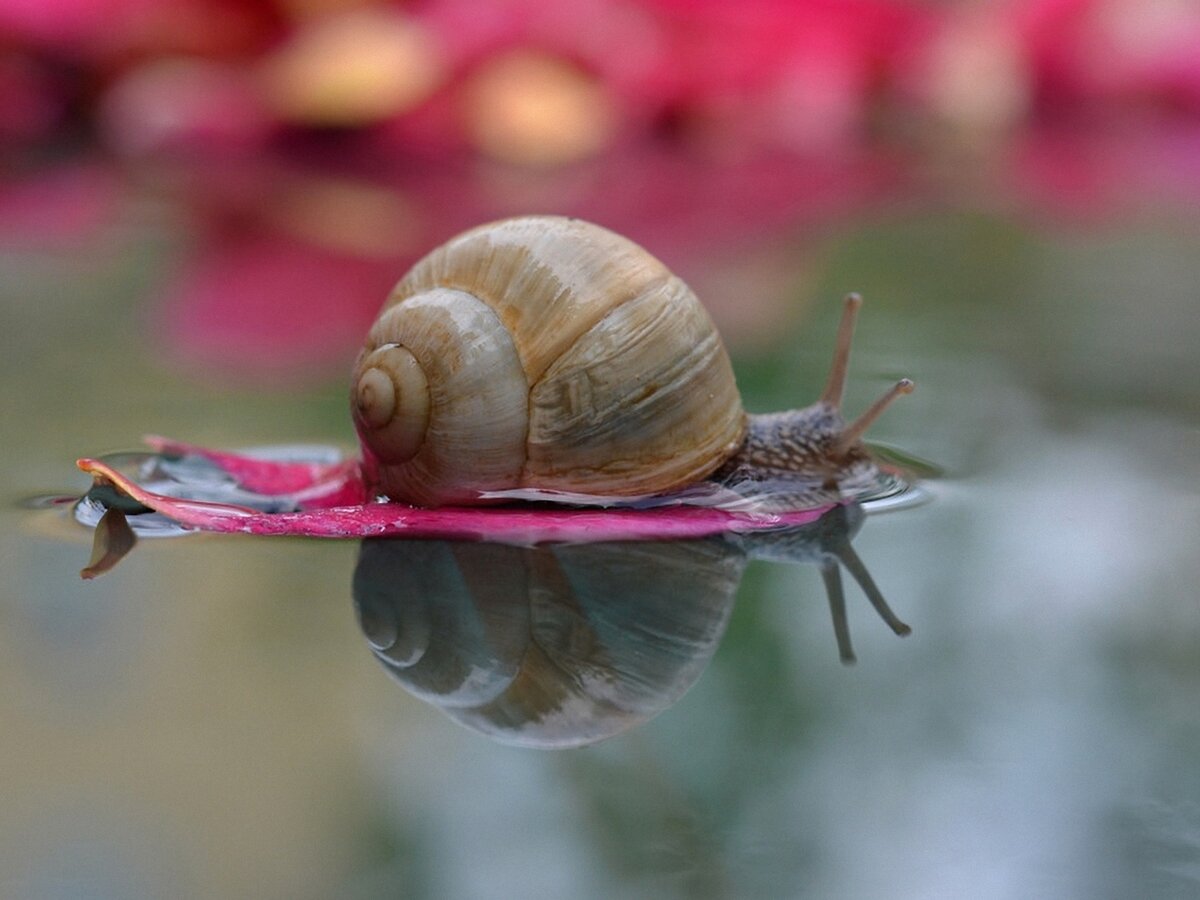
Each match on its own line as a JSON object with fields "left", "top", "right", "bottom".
{"left": 77, "top": 457, "right": 832, "bottom": 543}
{"left": 143, "top": 436, "right": 367, "bottom": 504}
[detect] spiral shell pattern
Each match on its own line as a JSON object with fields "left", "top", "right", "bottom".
{"left": 352, "top": 216, "right": 747, "bottom": 506}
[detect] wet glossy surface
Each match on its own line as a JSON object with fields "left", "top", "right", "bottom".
{"left": 4, "top": 210, "right": 1199, "bottom": 898}
{"left": 352, "top": 504, "right": 907, "bottom": 748}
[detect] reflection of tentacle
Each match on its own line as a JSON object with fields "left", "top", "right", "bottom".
{"left": 745, "top": 502, "right": 910, "bottom": 663}
{"left": 832, "top": 541, "right": 911, "bottom": 637}
{"left": 819, "top": 560, "right": 855, "bottom": 665}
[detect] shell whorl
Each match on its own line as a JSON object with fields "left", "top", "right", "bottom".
{"left": 352, "top": 216, "right": 747, "bottom": 506}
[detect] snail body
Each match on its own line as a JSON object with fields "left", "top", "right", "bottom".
{"left": 352, "top": 216, "right": 911, "bottom": 508}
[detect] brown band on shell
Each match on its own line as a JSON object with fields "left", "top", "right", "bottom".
{"left": 384, "top": 216, "right": 677, "bottom": 385}
{"left": 524, "top": 274, "right": 747, "bottom": 496}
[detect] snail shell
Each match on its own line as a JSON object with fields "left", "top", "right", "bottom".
{"left": 351, "top": 216, "right": 746, "bottom": 506}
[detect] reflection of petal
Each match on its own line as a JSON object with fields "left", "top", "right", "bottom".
{"left": 80, "top": 508, "right": 137, "bottom": 580}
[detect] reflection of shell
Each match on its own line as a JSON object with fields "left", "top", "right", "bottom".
{"left": 354, "top": 538, "right": 744, "bottom": 748}
{"left": 352, "top": 502, "right": 910, "bottom": 748}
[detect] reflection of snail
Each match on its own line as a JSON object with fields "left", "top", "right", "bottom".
{"left": 352, "top": 216, "right": 911, "bottom": 508}
{"left": 353, "top": 503, "right": 909, "bottom": 749}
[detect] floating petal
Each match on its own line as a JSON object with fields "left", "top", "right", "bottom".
{"left": 75, "top": 455, "right": 833, "bottom": 544}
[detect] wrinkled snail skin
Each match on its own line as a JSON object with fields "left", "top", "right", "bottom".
{"left": 351, "top": 215, "right": 910, "bottom": 508}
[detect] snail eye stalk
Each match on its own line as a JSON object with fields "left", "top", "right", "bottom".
{"left": 833, "top": 379, "right": 915, "bottom": 458}
{"left": 820, "top": 292, "right": 863, "bottom": 409}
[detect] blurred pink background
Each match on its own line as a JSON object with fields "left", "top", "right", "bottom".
{"left": 5, "top": 0, "right": 1200, "bottom": 379}
{"left": 5, "top": 7, "right": 1200, "bottom": 898}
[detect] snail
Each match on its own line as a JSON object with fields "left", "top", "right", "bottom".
{"left": 350, "top": 215, "right": 912, "bottom": 509}
{"left": 68, "top": 216, "right": 918, "bottom": 568}
{"left": 354, "top": 503, "right": 908, "bottom": 748}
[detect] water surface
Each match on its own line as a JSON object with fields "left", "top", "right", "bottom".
{"left": 2, "top": 210, "right": 1198, "bottom": 899}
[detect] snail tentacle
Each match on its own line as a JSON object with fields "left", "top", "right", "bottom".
{"left": 820, "top": 292, "right": 862, "bottom": 407}
{"left": 832, "top": 378, "right": 914, "bottom": 458}
{"left": 711, "top": 295, "right": 911, "bottom": 508}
